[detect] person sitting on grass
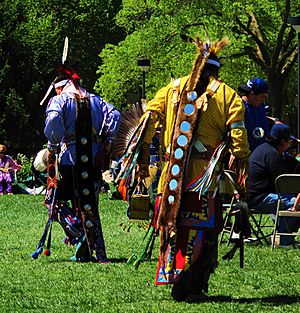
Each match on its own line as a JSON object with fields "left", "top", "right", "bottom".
{"left": 0, "top": 144, "right": 21, "bottom": 195}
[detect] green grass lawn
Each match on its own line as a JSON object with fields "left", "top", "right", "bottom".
{"left": 0, "top": 194, "right": 299, "bottom": 313}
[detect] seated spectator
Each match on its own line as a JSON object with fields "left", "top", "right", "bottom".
{"left": 290, "top": 193, "right": 300, "bottom": 212}
{"left": 238, "top": 77, "right": 270, "bottom": 152}
{"left": 248, "top": 124, "right": 300, "bottom": 247}
{"left": 0, "top": 144, "right": 22, "bottom": 195}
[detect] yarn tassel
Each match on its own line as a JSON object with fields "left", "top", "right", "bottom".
{"left": 126, "top": 224, "right": 157, "bottom": 269}
{"left": 32, "top": 185, "right": 57, "bottom": 260}
{"left": 186, "top": 138, "right": 229, "bottom": 194}
{"left": 43, "top": 249, "right": 51, "bottom": 256}
{"left": 31, "top": 212, "right": 54, "bottom": 259}
{"left": 133, "top": 227, "right": 156, "bottom": 270}
{"left": 43, "top": 223, "right": 53, "bottom": 257}
{"left": 31, "top": 247, "right": 43, "bottom": 259}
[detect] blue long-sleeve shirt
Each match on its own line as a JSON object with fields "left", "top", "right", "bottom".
{"left": 44, "top": 85, "right": 120, "bottom": 166}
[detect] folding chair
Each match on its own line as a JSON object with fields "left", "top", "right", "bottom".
{"left": 248, "top": 208, "right": 273, "bottom": 245}
{"left": 271, "top": 174, "right": 300, "bottom": 250}
{"left": 219, "top": 170, "right": 237, "bottom": 245}
{"left": 221, "top": 200, "right": 273, "bottom": 245}
{"left": 219, "top": 196, "right": 235, "bottom": 245}
{"left": 219, "top": 170, "right": 272, "bottom": 245}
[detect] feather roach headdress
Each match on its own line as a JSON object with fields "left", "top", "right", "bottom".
{"left": 180, "top": 34, "right": 229, "bottom": 91}
{"left": 40, "top": 37, "right": 81, "bottom": 105}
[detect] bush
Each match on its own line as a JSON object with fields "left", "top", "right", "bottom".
{"left": 16, "top": 153, "right": 33, "bottom": 183}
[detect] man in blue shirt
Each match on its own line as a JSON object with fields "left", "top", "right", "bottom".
{"left": 238, "top": 77, "right": 270, "bottom": 152}
{"left": 44, "top": 69, "right": 121, "bottom": 262}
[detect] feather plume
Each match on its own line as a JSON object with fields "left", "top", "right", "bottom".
{"left": 112, "top": 102, "right": 146, "bottom": 158}
{"left": 40, "top": 37, "right": 70, "bottom": 106}
{"left": 62, "top": 37, "right": 69, "bottom": 65}
{"left": 209, "top": 37, "right": 229, "bottom": 55}
{"left": 181, "top": 35, "right": 229, "bottom": 91}
{"left": 40, "top": 83, "right": 54, "bottom": 106}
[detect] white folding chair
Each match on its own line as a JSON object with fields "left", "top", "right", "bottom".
{"left": 271, "top": 174, "right": 300, "bottom": 250}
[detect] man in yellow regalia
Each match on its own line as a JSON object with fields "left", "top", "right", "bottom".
{"left": 137, "top": 35, "right": 250, "bottom": 301}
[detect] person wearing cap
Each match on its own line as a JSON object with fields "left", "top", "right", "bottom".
{"left": 249, "top": 123, "right": 300, "bottom": 247}
{"left": 0, "top": 144, "right": 21, "bottom": 195}
{"left": 135, "top": 36, "right": 250, "bottom": 301}
{"left": 238, "top": 77, "right": 270, "bottom": 152}
{"left": 43, "top": 69, "right": 121, "bottom": 262}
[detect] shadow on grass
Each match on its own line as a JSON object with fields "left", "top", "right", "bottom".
{"left": 44, "top": 257, "right": 128, "bottom": 264}
{"left": 109, "top": 257, "right": 128, "bottom": 263}
{"left": 193, "top": 295, "right": 299, "bottom": 305}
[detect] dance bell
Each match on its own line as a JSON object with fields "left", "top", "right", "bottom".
{"left": 81, "top": 137, "right": 88, "bottom": 145}
{"left": 81, "top": 171, "right": 88, "bottom": 179}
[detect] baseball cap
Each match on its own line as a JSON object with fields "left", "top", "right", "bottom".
{"left": 269, "top": 123, "right": 293, "bottom": 141}
{"left": 238, "top": 77, "right": 269, "bottom": 94}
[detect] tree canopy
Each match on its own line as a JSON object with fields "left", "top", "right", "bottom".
{"left": 0, "top": 0, "right": 299, "bottom": 156}
{"left": 0, "top": 0, "right": 124, "bottom": 155}
{"left": 95, "top": 0, "right": 300, "bottom": 131}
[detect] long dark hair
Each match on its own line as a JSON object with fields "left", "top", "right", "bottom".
{"left": 195, "top": 63, "right": 219, "bottom": 95}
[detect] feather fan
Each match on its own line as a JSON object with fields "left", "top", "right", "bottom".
{"left": 112, "top": 101, "right": 146, "bottom": 158}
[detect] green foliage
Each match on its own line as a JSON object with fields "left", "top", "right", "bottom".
{"left": 96, "top": 0, "right": 219, "bottom": 105}
{"left": 95, "top": 0, "right": 299, "bottom": 128}
{"left": 1, "top": 89, "right": 30, "bottom": 153}
{"left": 1, "top": 0, "right": 300, "bottom": 154}
{"left": 0, "top": 0, "right": 124, "bottom": 156}
{"left": 15, "top": 153, "right": 33, "bottom": 183}
{"left": 0, "top": 194, "right": 300, "bottom": 312}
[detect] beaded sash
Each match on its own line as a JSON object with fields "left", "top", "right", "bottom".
{"left": 158, "top": 88, "right": 200, "bottom": 236}
{"left": 75, "top": 96, "right": 107, "bottom": 262}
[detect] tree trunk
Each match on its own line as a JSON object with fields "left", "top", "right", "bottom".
{"left": 268, "top": 74, "right": 285, "bottom": 120}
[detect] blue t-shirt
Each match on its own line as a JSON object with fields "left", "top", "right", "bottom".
{"left": 243, "top": 100, "right": 270, "bottom": 152}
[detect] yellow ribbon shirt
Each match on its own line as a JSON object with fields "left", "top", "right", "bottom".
{"left": 141, "top": 75, "right": 250, "bottom": 193}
